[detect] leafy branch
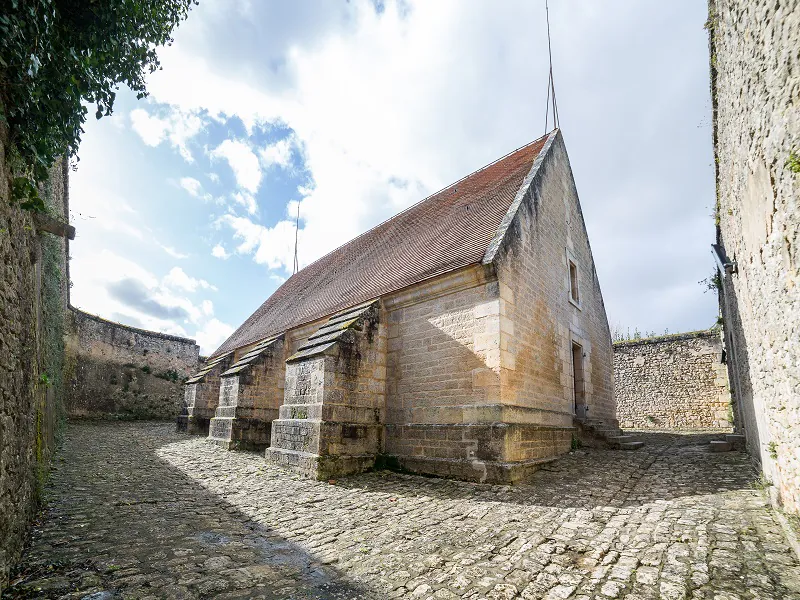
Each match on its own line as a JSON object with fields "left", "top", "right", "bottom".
{"left": 1, "top": 0, "right": 198, "bottom": 210}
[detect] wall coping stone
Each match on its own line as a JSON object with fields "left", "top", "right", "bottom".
{"left": 613, "top": 329, "right": 719, "bottom": 349}
{"left": 69, "top": 305, "right": 197, "bottom": 344}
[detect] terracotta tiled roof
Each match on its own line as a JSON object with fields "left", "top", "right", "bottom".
{"left": 212, "top": 134, "right": 550, "bottom": 356}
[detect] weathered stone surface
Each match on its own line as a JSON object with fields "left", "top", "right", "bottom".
{"left": 208, "top": 336, "right": 285, "bottom": 450}
{"left": 182, "top": 354, "right": 233, "bottom": 435}
{"left": 614, "top": 331, "right": 732, "bottom": 430}
{"left": 6, "top": 422, "right": 800, "bottom": 599}
{"left": 267, "top": 302, "right": 386, "bottom": 479}
{"left": 709, "top": 0, "right": 800, "bottom": 513}
{"left": 491, "top": 132, "right": 616, "bottom": 432}
{"left": 377, "top": 134, "right": 615, "bottom": 481}
{"left": 0, "top": 119, "right": 69, "bottom": 592}
{"left": 64, "top": 308, "right": 200, "bottom": 420}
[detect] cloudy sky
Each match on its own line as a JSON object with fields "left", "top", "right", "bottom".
{"left": 69, "top": 0, "right": 718, "bottom": 355}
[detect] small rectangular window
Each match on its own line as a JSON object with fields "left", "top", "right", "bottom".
{"left": 569, "top": 260, "right": 580, "bottom": 305}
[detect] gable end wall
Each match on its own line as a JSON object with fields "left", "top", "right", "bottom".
{"left": 491, "top": 131, "right": 615, "bottom": 429}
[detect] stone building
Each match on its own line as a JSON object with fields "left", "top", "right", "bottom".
{"left": 190, "top": 129, "right": 616, "bottom": 483}
{"left": 708, "top": 0, "right": 799, "bottom": 512}
{"left": 614, "top": 330, "right": 732, "bottom": 431}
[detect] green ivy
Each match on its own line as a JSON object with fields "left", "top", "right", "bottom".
{"left": 1, "top": 0, "right": 197, "bottom": 209}
{"left": 786, "top": 149, "right": 800, "bottom": 174}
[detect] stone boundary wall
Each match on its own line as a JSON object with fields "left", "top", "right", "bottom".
{"left": 709, "top": 0, "right": 800, "bottom": 513}
{"left": 65, "top": 307, "right": 200, "bottom": 419}
{"left": 614, "top": 331, "right": 732, "bottom": 430}
{"left": 0, "top": 119, "right": 69, "bottom": 590}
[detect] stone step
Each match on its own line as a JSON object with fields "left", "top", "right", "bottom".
{"left": 726, "top": 434, "right": 746, "bottom": 448}
{"left": 609, "top": 435, "right": 638, "bottom": 444}
{"left": 597, "top": 431, "right": 624, "bottom": 440}
{"left": 709, "top": 440, "right": 732, "bottom": 452}
{"left": 620, "top": 442, "right": 644, "bottom": 450}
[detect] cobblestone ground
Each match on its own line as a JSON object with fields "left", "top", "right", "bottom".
{"left": 5, "top": 422, "right": 800, "bottom": 600}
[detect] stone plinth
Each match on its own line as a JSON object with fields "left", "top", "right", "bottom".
{"left": 208, "top": 336, "right": 285, "bottom": 450}
{"left": 266, "top": 301, "right": 386, "bottom": 480}
{"left": 178, "top": 352, "right": 233, "bottom": 435}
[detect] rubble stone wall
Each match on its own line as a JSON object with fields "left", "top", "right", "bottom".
{"left": 0, "top": 123, "right": 69, "bottom": 590}
{"left": 614, "top": 331, "right": 732, "bottom": 430}
{"left": 709, "top": 0, "right": 800, "bottom": 512}
{"left": 65, "top": 308, "right": 199, "bottom": 419}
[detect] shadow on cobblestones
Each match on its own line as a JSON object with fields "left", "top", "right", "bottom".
{"left": 4, "top": 422, "right": 378, "bottom": 599}
{"left": 6, "top": 422, "right": 800, "bottom": 600}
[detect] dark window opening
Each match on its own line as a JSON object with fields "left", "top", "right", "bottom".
{"left": 569, "top": 260, "right": 580, "bottom": 304}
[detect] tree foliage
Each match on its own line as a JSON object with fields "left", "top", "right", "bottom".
{"left": 0, "top": 0, "right": 197, "bottom": 210}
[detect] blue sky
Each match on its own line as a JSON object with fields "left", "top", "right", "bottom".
{"left": 68, "top": 0, "right": 718, "bottom": 354}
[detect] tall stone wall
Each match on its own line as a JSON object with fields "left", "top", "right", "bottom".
{"left": 0, "top": 123, "right": 69, "bottom": 590}
{"left": 614, "top": 331, "right": 732, "bottom": 430}
{"left": 65, "top": 307, "right": 200, "bottom": 419}
{"left": 709, "top": 0, "right": 800, "bottom": 512}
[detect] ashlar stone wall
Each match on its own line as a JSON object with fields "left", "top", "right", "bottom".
{"left": 491, "top": 132, "right": 615, "bottom": 436}
{"left": 709, "top": 0, "right": 800, "bottom": 512}
{"left": 208, "top": 337, "right": 285, "bottom": 449}
{"left": 383, "top": 266, "right": 511, "bottom": 481}
{"left": 65, "top": 308, "right": 200, "bottom": 420}
{"left": 268, "top": 302, "right": 387, "bottom": 479}
{"left": 614, "top": 331, "right": 732, "bottom": 430}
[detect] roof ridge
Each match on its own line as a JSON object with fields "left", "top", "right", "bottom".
{"left": 285, "top": 132, "right": 554, "bottom": 280}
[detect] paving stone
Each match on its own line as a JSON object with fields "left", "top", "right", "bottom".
{"left": 4, "top": 423, "right": 800, "bottom": 599}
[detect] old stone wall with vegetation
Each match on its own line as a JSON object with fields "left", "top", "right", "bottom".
{"left": 614, "top": 331, "right": 732, "bottom": 430}
{"left": 709, "top": 0, "right": 800, "bottom": 512}
{"left": 65, "top": 308, "right": 199, "bottom": 420}
{"left": 0, "top": 123, "right": 69, "bottom": 591}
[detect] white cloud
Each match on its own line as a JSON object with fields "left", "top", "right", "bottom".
{"left": 230, "top": 191, "right": 258, "bottom": 215}
{"left": 159, "top": 244, "right": 190, "bottom": 259}
{"left": 195, "top": 318, "right": 235, "bottom": 356}
{"left": 130, "top": 107, "right": 204, "bottom": 162}
{"left": 219, "top": 214, "right": 298, "bottom": 271}
{"left": 259, "top": 135, "right": 295, "bottom": 169}
{"left": 163, "top": 266, "right": 217, "bottom": 293}
{"left": 130, "top": 109, "right": 169, "bottom": 145}
{"left": 70, "top": 250, "right": 227, "bottom": 354}
{"left": 179, "top": 177, "right": 204, "bottom": 197}
{"left": 209, "top": 139, "right": 262, "bottom": 193}
{"left": 211, "top": 243, "right": 230, "bottom": 259}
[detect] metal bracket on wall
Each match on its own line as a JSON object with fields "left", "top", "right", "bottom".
{"left": 711, "top": 243, "right": 737, "bottom": 276}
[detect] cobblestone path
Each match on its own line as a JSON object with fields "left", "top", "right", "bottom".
{"left": 5, "top": 422, "right": 800, "bottom": 600}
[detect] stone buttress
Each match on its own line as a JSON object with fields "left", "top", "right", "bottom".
{"left": 178, "top": 352, "right": 233, "bottom": 435}
{"left": 266, "top": 301, "right": 387, "bottom": 479}
{"left": 208, "top": 336, "right": 285, "bottom": 450}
